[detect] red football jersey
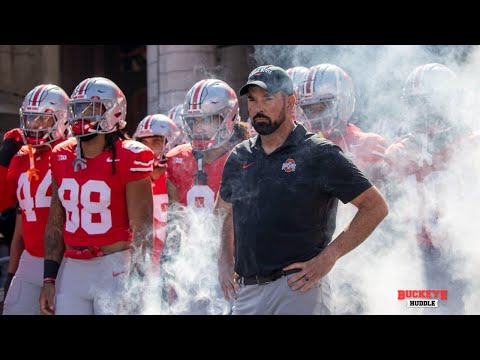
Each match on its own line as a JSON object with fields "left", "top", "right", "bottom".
{"left": 50, "top": 138, "right": 154, "bottom": 247}
{"left": 385, "top": 133, "right": 457, "bottom": 247}
{"left": 326, "top": 124, "right": 387, "bottom": 174}
{"left": 0, "top": 142, "right": 63, "bottom": 257}
{"left": 166, "top": 144, "right": 230, "bottom": 209}
{"left": 152, "top": 171, "right": 168, "bottom": 263}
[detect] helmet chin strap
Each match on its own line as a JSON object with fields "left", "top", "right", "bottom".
{"left": 155, "top": 154, "right": 167, "bottom": 168}
{"left": 73, "top": 138, "right": 87, "bottom": 172}
{"left": 192, "top": 150, "right": 208, "bottom": 185}
{"left": 71, "top": 131, "right": 100, "bottom": 172}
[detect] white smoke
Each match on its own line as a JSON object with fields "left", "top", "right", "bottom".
{"left": 142, "top": 204, "right": 230, "bottom": 315}
{"left": 254, "top": 45, "right": 472, "bottom": 140}
{"left": 253, "top": 45, "right": 480, "bottom": 315}
{"left": 117, "top": 45, "right": 480, "bottom": 315}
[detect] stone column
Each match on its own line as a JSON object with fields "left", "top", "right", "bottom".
{"left": 40, "top": 45, "right": 61, "bottom": 85}
{"left": 147, "top": 45, "right": 216, "bottom": 114}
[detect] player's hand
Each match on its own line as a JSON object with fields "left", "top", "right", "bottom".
{"left": 39, "top": 283, "right": 56, "bottom": 315}
{"left": 0, "top": 128, "right": 24, "bottom": 167}
{"left": 3, "top": 128, "right": 23, "bottom": 142}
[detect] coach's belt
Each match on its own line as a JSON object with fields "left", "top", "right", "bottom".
{"left": 238, "top": 268, "right": 301, "bottom": 286}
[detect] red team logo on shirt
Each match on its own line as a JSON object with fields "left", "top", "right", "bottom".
{"left": 282, "top": 159, "right": 296, "bottom": 173}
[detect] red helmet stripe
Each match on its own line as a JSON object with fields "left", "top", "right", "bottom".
{"left": 143, "top": 115, "right": 153, "bottom": 131}
{"left": 190, "top": 80, "right": 208, "bottom": 110}
{"left": 414, "top": 65, "right": 426, "bottom": 89}
{"left": 305, "top": 66, "right": 319, "bottom": 96}
{"left": 31, "top": 84, "right": 48, "bottom": 106}
{"left": 77, "top": 78, "right": 91, "bottom": 96}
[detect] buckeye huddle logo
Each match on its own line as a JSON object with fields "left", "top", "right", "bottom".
{"left": 398, "top": 289, "right": 448, "bottom": 308}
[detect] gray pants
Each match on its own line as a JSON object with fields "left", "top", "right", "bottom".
{"left": 55, "top": 249, "right": 132, "bottom": 315}
{"left": 3, "top": 250, "right": 43, "bottom": 315}
{"left": 420, "top": 246, "right": 466, "bottom": 315}
{"left": 232, "top": 273, "right": 332, "bottom": 315}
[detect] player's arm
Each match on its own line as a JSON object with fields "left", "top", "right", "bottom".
{"left": 166, "top": 178, "right": 179, "bottom": 203}
{"left": 0, "top": 129, "right": 23, "bottom": 211}
{"left": 40, "top": 178, "right": 65, "bottom": 315}
{"left": 126, "top": 176, "right": 153, "bottom": 275}
{"left": 365, "top": 134, "right": 389, "bottom": 187}
{"left": 44, "top": 179, "right": 65, "bottom": 263}
{"left": 4, "top": 213, "right": 23, "bottom": 298}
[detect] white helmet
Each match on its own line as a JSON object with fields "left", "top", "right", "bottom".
{"left": 402, "top": 63, "right": 458, "bottom": 133}
{"left": 69, "top": 77, "right": 127, "bottom": 137}
{"left": 287, "top": 66, "right": 311, "bottom": 127}
{"left": 133, "top": 114, "right": 179, "bottom": 161}
{"left": 134, "top": 114, "right": 178, "bottom": 140}
{"left": 286, "top": 66, "right": 309, "bottom": 95}
{"left": 167, "top": 104, "right": 187, "bottom": 147}
{"left": 403, "top": 63, "right": 457, "bottom": 99}
{"left": 19, "top": 84, "right": 70, "bottom": 147}
{"left": 298, "top": 64, "right": 355, "bottom": 134}
{"left": 182, "top": 79, "right": 239, "bottom": 151}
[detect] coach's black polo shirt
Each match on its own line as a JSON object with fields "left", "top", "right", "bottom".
{"left": 219, "top": 123, "right": 373, "bottom": 277}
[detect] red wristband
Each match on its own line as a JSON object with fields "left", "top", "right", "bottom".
{"left": 43, "top": 277, "right": 56, "bottom": 283}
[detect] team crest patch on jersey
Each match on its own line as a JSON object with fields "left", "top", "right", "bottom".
{"left": 173, "top": 157, "right": 183, "bottom": 164}
{"left": 282, "top": 158, "right": 296, "bottom": 173}
{"left": 124, "top": 140, "right": 149, "bottom": 153}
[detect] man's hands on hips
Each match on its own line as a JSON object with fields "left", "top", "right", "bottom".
{"left": 283, "top": 247, "right": 338, "bottom": 292}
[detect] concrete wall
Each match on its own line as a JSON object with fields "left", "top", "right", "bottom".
{"left": 0, "top": 45, "right": 61, "bottom": 140}
{"left": 217, "top": 45, "right": 255, "bottom": 121}
{"left": 0, "top": 45, "right": 254, "bottom": 140}
{"left": 147, "top": 45, "right": 254, "bottom": 120}
{"left": 147, "top": 45, "right": 217, "bottom": 115}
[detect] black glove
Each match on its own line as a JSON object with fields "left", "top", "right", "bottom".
{"left": 0, "top": 128, "right": 24, "bottom": 167}
{"left": 3, "top": 272, "right": 15, "bottom": 299}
